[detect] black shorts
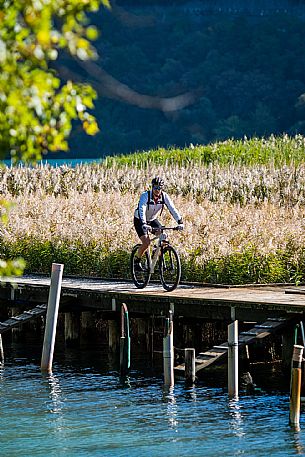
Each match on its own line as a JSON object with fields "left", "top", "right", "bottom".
{"left": 134, "top": 217, "right": 162, "bottom": 238}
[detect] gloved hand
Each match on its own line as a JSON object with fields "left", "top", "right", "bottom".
{"left": 142, "top": 224, "right": 151, "bottom": 234}
{"left": 177, "top": 224, "right": 184, "bottom": 231}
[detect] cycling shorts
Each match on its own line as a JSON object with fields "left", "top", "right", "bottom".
{"left": 134, "top": 217, "right": 162, "bottom": 238}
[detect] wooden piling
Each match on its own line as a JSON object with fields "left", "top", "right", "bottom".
{"left": 289, "top": 344, "right": 304, "bottom": 427}
{"left": 64, "top": 311, "right": 80, "bottom": 346}
{"left": 109, "top": 320, "right": 120, "bottom": 353}
{"left": 282, "top": 328, "right": 295, "bottom": 369}
{"left": 81, "top": 311, "right": 96, "bottom": 336}
{"left": 137, "top": 318, "right": 147, "bottom": 341}
{"left": 41, "top": 263, "right": 64, "bottom": 373}
{"left": 11, "top": 306, "right": 22, "bottom": 340}
{"left": 228, "top": 320, "right": 239, "bottom": 398}
{"left": 185, "top": 348, "right": 195, "bottom": 384}
{"left": 163, "top": 310, "right": 174, "bottom": 386}
{"left": 120, "top": 304, "right": 130, "bottom": 376}
{"left": 0, "top": 335, "right": 4, "bottom": 364}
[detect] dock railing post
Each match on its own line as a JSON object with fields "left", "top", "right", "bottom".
{"left": 163, "top": 310, "right": 174, "bottom": 386}
{"left": 41, "top": 263, "right": 64, "bottom": 373}
{"left": 228, "top": 320, "right": 238, "bottom": 398}
{"left": 289, "top": 344, "right": 304, "bottom": 428}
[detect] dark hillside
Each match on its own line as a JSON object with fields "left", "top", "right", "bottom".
{"left": 58, "top": 2, "right": 305, "bottom": 158}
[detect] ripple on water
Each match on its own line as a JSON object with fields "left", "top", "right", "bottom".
{"left": 0, "top": 351, "right": 303, "bottom": 456}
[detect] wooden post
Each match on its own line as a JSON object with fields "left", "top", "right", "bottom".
{"left": 137, "top": 318, "right": 147, "bottom": 344}
{"left": 109, "top": 320, "right": 119, "bottom": 353}
{"left": 282, "top": 328, "right": 295, "bottom": 370}
{"left": 120, "top": 304, "right": 130, "bottom": 376}
{"left": 64, "top": 312, "right": 80, "bottom": 346}
{"left": 11, "top": 306, "right": 22, "bottom": 340}
{"left": 183, "top": 324, "right": 193, "bottom": 348}
{"left": 81, "top": 311, "right": 96, "bottom": 336}
{"left": 290, "top": 344, "right": 304, "bottom": 427}
{"left": 163, "top": 310, "right": 174, "bottom": 386}
{"left": 228, "top": 320, "right": 238, "bottom": 398}
{"left": 41, "top": 263, "right": 64, "bottom": 373}
{"left": 150, "top": 315, "right": 155, "bottom": 363}
{"left": 185, "top": 348, "right": 195, "bottom": 384}
{"left": 0, "top": 335, "right": 4, "bottom": 364}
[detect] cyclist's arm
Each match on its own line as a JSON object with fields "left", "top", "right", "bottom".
{"left": 137, "top": 191, "right": 149, "bottom": 224}
{"left": 163, "top": 192, "right": 182, "bottom": 223}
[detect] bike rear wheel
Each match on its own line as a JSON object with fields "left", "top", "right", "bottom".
{"left": 131, "top": 244, "right": 151, "bottom": 289}
{"left": 159, "top": 245, "right": 181, "bottom": 291}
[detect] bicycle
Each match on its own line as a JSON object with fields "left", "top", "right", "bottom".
{"left": 130, "top": 226, "right": 182, "bottom": 292}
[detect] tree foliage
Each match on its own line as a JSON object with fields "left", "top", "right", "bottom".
{"left": 0, "top": 0, "right": 110, "bottom": 163}
{"left": 0, "top": 0, "right": 110, "bottom": 278}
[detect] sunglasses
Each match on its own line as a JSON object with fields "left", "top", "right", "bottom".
{"left": 153, "top": 186, "right": 162, "bottom": 190}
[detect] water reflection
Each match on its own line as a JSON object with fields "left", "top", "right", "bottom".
{"left": 183, "top": 384, "right": 197, "bottom": 403}
{"left": 46, "top": 373, "right": 64, "bottom": 414}
{"left": 0, "top": 364, "right": 4, "bottom": 383}
{"left": 119, "top": 374, "right": 132, "bottom": 388}
{"left": 290, "top": 428, "right": 305, "bottom": 454}
{"left": 163, "top": 386, "right": 179, "bottom": 431}
{"left": 42, "top": 373, "right": 67, "bottom": 439}
{"left": 228, "top": 398, "right": 245, "bottom": 439}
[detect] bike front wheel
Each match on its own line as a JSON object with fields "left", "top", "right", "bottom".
{"left": 131, "top": 244, "right": 151, "bottom": 289}
{"left": 159, "top": 245, "right": 181, "bottom": 291}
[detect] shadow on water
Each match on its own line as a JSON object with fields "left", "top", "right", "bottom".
{"left": 1, "top": 329, "right": 293, "bottom": 396}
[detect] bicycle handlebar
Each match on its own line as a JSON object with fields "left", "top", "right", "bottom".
{"left": 150, "top": 226, "right": 180, "bottom": 233}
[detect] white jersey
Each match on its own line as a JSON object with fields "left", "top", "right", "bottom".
{"left": 134, "top": 190, "right": 182, "bottom": 224}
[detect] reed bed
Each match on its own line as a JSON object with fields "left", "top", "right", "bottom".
{"left": 1, "top": 187, "right": 305, "bottom": 284}
{"left": 2, "top": 161, "right": 305, "bottom": 207}
{"left": 1, "top": 138, "right": 305, "bottom": 284}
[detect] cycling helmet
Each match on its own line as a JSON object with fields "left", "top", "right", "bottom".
{"left": 151, "top": 176, "right": 164, "bottom": 188}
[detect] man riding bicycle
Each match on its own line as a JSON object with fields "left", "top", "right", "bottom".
{"left": 133, "top": 176, "right": 184, "bottom": 270}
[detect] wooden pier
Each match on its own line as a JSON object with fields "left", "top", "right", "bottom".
{"left": 1, "top": 275, "right": 305, "bottom": 377}
{"left": 1, "top": 275, "right": 305, "bottom": 321}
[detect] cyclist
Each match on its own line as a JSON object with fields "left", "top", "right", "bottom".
{"left": 133, "top": 176, "right": 184, "bottom": 270}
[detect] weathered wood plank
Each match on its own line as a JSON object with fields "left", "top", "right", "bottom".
{"left": 1, "top": 276, "right": 305, "bottom": 320}
{"left": 0, "top": 303, "right": 47, "bottom": 334}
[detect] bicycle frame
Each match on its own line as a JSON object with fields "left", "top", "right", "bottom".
{"left": 131, "top": 225, "right": 181, "bottom": 291}
{"left": 147, "top": 226, "right": 179, "bottom": 272}
{"left": 148, "top": 231, "right": 168, "bottom": 272}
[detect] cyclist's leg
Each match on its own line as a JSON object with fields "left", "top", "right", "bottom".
{"left": 134, "top": 217, "right": 151, "bottom": 258}
{"left": 138, "top": 234, "right": 150, "bottom": 258}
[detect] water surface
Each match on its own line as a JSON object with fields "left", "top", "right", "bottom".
{"left": 0, "top": 338, "right": 304, "bottom": 457}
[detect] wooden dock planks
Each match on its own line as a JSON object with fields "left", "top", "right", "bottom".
{"left": 0, "top": 304, "right": 47, "bottom": 333}
{"left": 1, "top": 276, "right": 305, "bottom": 322}
{"left": 2, "top": 276, "right": 305, "bottom": 308}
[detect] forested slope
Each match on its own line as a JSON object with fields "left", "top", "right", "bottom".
{"left": 59, "top": 2, "right": 305, "bottom": 158}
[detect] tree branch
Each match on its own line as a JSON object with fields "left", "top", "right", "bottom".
{"left": 59, "top": 59, "right": 198, "bottom": 112}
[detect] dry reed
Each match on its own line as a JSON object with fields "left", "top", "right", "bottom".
{"left": 0, "top": 160, "right": 304, "bottom": 283}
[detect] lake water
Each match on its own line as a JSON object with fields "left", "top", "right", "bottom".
{"left": 3, "top": 158, "right": 102, "bottom": 168}
{"left": 1, "top": 335, "right": 305, "bottom": 457}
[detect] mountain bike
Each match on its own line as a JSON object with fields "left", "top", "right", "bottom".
{"left": 130, "top": 226, "right": 181, "bottom": 292}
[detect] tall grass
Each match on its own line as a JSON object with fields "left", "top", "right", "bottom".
{"left": 103, "top": 135, "right": 305, "bottom": 168}
{"left": 1, "top": 190, "right": 305, "bottom": 284}
{"left": 2, "top": 160, "right": 305, "bottom": 206}
{"left": 1, "top": 135, "right": 305, "bottom": 284}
